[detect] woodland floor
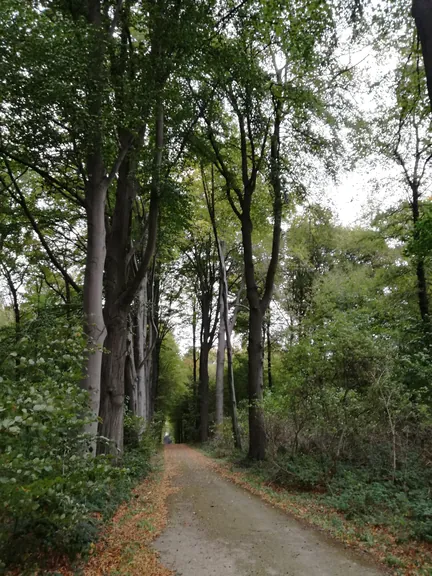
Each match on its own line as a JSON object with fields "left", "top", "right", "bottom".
{"left": 154, "top": 445, "right": 385, "bottom": 576}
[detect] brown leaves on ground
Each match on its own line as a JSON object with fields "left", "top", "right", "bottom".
{"left": 189, "top": 447, "right": 432, "bottom": 576}
{"left": 53, "top": 449, "right": 176, "bottom": 576}
{"left": 84, "top": 451, "right": 176, "bottom": 576}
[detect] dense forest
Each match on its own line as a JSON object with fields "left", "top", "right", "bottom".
{"left": 1, "top": 0, "right": 432, "bottom": 572}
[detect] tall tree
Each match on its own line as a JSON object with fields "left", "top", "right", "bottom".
{"left": 194, "top": 1, "right": 340, "bottom": 458}
{"left": 412, "top": 0, "right": 432, "bottom": 110}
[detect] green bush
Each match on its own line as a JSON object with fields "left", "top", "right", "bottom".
{"left": 0, "top": 313, "right": 156, "bottom": 570}
{"left": 268, "top": 453, "right": 332, "bottom": 489}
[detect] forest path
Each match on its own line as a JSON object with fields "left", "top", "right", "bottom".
{"left": 154, "top": 445, "right": 384, "bottom": 576}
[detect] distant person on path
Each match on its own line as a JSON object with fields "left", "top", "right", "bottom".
{"left": 163, "top": 432, "right": 172, "bottom": 445}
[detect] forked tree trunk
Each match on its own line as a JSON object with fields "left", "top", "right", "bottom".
{"left": 98, "top": 147, "right": 134, "bottom": 455}
{"left": 99, "top": 312, "right": 128, "bottom": 453}
{"left": 241, "top": 96, "right": 282, "bottom": 460}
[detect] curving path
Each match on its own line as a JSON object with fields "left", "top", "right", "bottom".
{"left": 155, "top": 445, "right": 385, "bottom": 576}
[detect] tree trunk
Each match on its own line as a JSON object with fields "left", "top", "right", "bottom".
{"left": 3, "top": 267, "right": 20, "bottom": 332}
{"left": 146, "top": 290, "right": 154, "bottom": 421}
{"left": 412, "top": 0, "right": 432, "bottom": 111}
{"left": 98, "top": 146, "right": 135, "bottom": 455}
{"left": 150, "top": 337, "right": 161, "bottom": 418}
{"left": 266, "top": 311, "right": 272, "bottom": 389}
{"left": 412, "top": 182, "right": 430, "bottom": 321}
{"left": 192, "top": 295, "right": 198, "bottom": 390}
{"left": 199, "top": 340, "right": 210, "bottom": 442}
{"left": 135, "top": 277, "right": 149, "bottom": 422}
{"left": 215, "top": 283, "right": 225, "bottom": 429}
{"left": 241, "top": 205, "right": 267, "bottom": 460}
{"left": 248, "top": 303, "right": 266, "bottom": 459}
{"left": 125, "top": 318, "right": 137, "bottom": 414}
{"left": 222, "top": 275, "right": 242, "bottom": 450}
{"left": 81, "top": 0, "right": 108, "bottom": 451}
{"left": 99, "top": 312, "right": 128, "bottom": 454}
{"left": 148, "top": 263, "right": 160, "bottom": 420}
{"left": 82, "top": 175, "right": 107, "bottom": 450}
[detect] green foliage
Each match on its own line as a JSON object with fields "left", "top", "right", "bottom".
{"left": 0, "top": 309, "right": 156, "bottom": 570}
{"left": 210, "top": 213, "right": 432, "bottom": 544}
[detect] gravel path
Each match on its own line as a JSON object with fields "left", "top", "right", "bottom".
{"left": 154, "top": 445, "right": 385, "bottom": 576}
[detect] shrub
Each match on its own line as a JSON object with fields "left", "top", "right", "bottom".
{"left": 0, "top": 313, "right": 156, "bottom": 570}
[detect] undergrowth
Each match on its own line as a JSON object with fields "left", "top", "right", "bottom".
{"left": 0, "top": 418, "right": 158, "bottom": 575}
{"left": 205, "top": 434, "right": 432, "bottom": 546}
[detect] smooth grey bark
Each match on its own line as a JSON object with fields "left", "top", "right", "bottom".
{"left": 411, "top": 182, "right": 430, "bottom": 321}
{"left": 199, "top": 290, "right": 211, "bottom": 442}
{"left": 82, "top": 0, "right": 132, "bottom": 450}
{"left": 148, "top": 261, "right": 161, "bottom": 420}
{"left": 412, "top": 0, "right": 432, "bottom": 111}
{"left": 2, "top": 265, "right": 20, "bottom": 329}
{"left": 215, "top": 265, "right": 226, "bottom": 429}
{"left": 192, "top": 296, "right": 198, "bottom": 394}
{"left": 99, "top": 104, "right": 161, "bottom": 454}
{"left": 82, "top": 168, "right": 107, "bottom": 448}
{"left": 81, "top": 0, "right": 108, "bottom": 450}
{"left": 202, "top": 168, "right": 242, "bottom": 447}
{"left": 266, "top": 310, "right": 273, "bottom": 389}
{"left": 394, "top": 102, "right": 431, "bottom": 324}
{"left": 185, "top": 232, "right": 219, "bottom": 442}
{"left": 125, "top": 319, "right": 137, "bottom": 414}
{"left": 99, "top": 144, "right": 135, "bottom": 454}
{"left": 135, "top": 276, "right": 149, "bottom": 422}
{"left": 221, "top": 257, "right": 242, "bottom": 450}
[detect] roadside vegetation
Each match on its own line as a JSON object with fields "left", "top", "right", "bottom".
{"left": 1, "top": 0, "right": 432, "bottom": 573}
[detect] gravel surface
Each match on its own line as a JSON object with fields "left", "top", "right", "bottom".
{"left": 155, "top": 445, "right": 385, "bottom": 576}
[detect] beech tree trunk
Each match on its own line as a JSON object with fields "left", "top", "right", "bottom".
{"left": 135, "top": 278, "right": 149, "bottom": 422}
{"left": 99, "top": 313, "right": 127, "bottom": 452}
{"left": 266, "top": 311, "right": 273, "bottom": 389}
{"left": 215, "top": 281, "right": 226, "bottom": 429}
{"left": 222, "top": 273, "right": 242, "bottom": 450}
{"left": 98, "top": 144, "right": 135, "bottom": 455}
{"left": 412, "top": 182, "right": 430, "bottom": 321}
{"left": 199, "top": 291, "right": 211, "bottom": 442}
{"left": 82, "top": 172, "right": 107, "bottom": 448}
{"left": 242, "top": 206, "right": 267, "bottom": 460}
{"left": 148, "top": 262, "right": 161, "bottom": 420}
{"left": 241, "top": 93, "right": 283, "bottom": 460}
{"left": 81, "top": 0, "right": 108, "bottom": 451}
{"left": 199, "top": 340, "right": 210, "bottom": 442}
{"left": 412, "top": 0, "right": 432, "bottom": 111}
{"left": 192, "top": 296, "right": 198, "bottom": 393}
{"left": 125, "top": 318, "right": 137, "bottom": 414}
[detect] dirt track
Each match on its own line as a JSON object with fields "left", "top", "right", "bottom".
{"left": 154, "top": 445, "right": 384, "bottom": 576}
